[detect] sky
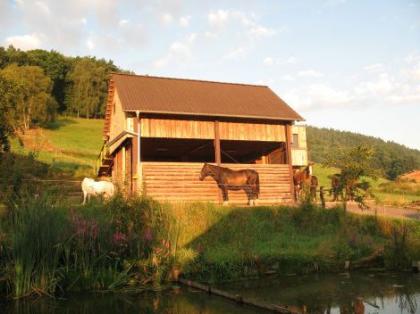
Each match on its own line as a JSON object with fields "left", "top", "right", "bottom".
{"left": 1, "top": 0, "right": 420, "bottom": 149}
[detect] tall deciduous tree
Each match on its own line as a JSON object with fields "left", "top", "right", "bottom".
{"left": 65, "top": 57, "right": 117, "bottom": 118}
{"left": 0, "top": 64, "right": 57, "bottom": 130}
{"left": 0, "top": 75, "right": 20, "bottom": 152}
{"left": 26, "top": 49, "right": 70, "bottom": 112}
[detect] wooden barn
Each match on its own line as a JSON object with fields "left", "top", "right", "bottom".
{"left": 97, "top": 73, "right": 308, "bottom": 204}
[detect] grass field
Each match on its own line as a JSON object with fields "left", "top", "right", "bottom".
{"left": 11, "top": 117, "right": 104, "bottom": 178}
{"left": 9, "top": 117, "right": 420, "bottom": 205}
{"left": 312, "top": 164, "right": 420, "bottom": 206}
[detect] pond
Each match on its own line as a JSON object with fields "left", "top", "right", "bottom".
{"left": 2, "top": 272, "right": 419, "bottom": 314}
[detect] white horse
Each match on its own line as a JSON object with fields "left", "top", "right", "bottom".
{"left": 81, "top": 177, "right": 115, "bottom": 205}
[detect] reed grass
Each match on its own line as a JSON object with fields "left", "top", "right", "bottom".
{"left": 0, "top": 192, "right": 419, "bottom": 298}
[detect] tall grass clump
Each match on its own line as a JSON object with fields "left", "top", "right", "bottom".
{"left": 7, "top": 193, "right": 68, "bottom": 297}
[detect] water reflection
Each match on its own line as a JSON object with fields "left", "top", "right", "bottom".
{"left": 218, "top": 271, "right": 420, "bottom": 314}
{"left": 2, "top": 272, "right": 419, "bottom": 314}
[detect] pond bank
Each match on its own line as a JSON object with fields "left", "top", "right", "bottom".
{"left": 2, "top": 271, "right": 419, "bottom": 314}
{"left": 0, "top": 194, "right": 419, "bottom": 298}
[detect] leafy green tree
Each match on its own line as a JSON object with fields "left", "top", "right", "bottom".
{"left": 65, "top": 57, "right": 117, "bottom": 118}
{"left": 26, "top": 49, "right": 70, "bottom": 112}
{"left": 0, "top": 64, "right": 57, "bottom": 130}
{"left": 0, "top": 75, "right": 21, "bottom": 151}
{"left": 326, "top": 145, "right": 377, "bottom": 210}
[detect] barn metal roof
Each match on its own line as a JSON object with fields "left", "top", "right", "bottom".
{"left": 111, "top": 73, "right": 304, "bottom": 121}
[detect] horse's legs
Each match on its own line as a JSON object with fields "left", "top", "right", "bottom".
{"left": 221, "top": 186, "right": 228, "bottom": 206}
{"left": 82, "top": 191, "right": 87, "bottom": 205}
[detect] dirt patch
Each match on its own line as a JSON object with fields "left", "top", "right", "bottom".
{"left": 19, "top": 128, "right": 58, "bottom": 153}
{"left": 326, "top": 201, "right": 420, "bottom": 220}
{"left": 400, "top": 170, "right": 420, "bottom": 183}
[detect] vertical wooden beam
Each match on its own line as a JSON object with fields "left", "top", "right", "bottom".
{"left": 214, "top": 120, "right": 221, "bottom": 165}
{"left": 214, "top": 120, "right": 222, "bottom": 204}
{"left": 285, "top": 123, "right": 296, "bottom": 201}
{"left": 136, "top": 112, "right": 142, "bottom": 194}
{"left": 132, "top": 124, "right": 139, "bottom": 195}
{"left": 122, "top": 145, "right": 126, "bottom": 187}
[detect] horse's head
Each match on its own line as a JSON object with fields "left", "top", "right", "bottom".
{"left": 199, "top": 163, "right": 211, "bottom": 181}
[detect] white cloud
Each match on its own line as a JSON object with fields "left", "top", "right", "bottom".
{"left": 223, "top": 47, "right": 246, "bottom": 59}
{"left": 179, "top": 16, "right": 191, "bottom": 27}
{"left": 249, "top": 25, "right": 276, "bottom": 38}
{"left": 283, "top": 83, "right": 351, "bottom": 110}
{"left": 208, "top": 10, "right": 229, "bottom": 28}
{"left": 4, "top": 33, "right": 43, "bottom": 50}
{"left": 297, "top": 69, "right": 324, "bottom": 78}
{"left": 119, "top": 19, "right": 129, "bottom": 26}
{"left": 280, "top": 74, "right": 295, "bottom": 81}
{"left": 35, "top": 1, "right": 51, "bottom": 16}
{"left": 263, "top": 56, "right": 298, "bottom": 66}
{"left": 207, "top": 9, "right": 277, "bottom": 39}
{"left": 263, "top": 57, "right": 274, "bottom": 66}
{"left": 161, "top": 12, "right": 173, "bottom": 24}
{"left": 154, "top": 34, "right": 195, "bottom": 68}
{"left": 204, "top": 31, "right": 218, "bottom": 39}
{"left": 363, "top": 63, "right": 384, "bottom": 72}
{"left": 86, "top": 38, "right": 95, "bottom": 51}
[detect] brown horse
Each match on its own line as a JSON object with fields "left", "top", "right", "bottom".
{"left": 293, "top": 164, "right": 318, "bottom": 200}
{"left": 330, "top": 173, "right": 357, "bottom": 202}
{"left": 199, "top": 163, "right": 260, "bottom": 206}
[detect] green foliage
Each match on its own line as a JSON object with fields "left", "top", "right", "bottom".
{"left": 0, "top": 45, "right": 124, "bottom": 124}
{"left": 1, "top": 192, "right": 419, "bottom": 296}
{"left": 0, "top": 64, "right": 56, "bottom": 130}
{"left": 0, "top": 75, "right": 20, "bottom": 151}
{"left": 65, "top": 57, "right": 118, "bottom": 118}
{"left": 307, "top": 126, "right": 420, "bottom": 180}
{"left": 325, "top": 145, "right": 377, "bottom": 209}
{"left": 0, "top": 152, "right": 49, "bottom": 207}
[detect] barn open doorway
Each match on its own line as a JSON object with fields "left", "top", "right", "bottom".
{"left": 140, "top": 138, "right": 287, "bottom": 164}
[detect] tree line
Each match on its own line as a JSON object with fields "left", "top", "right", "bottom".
{"left": 307, "top": 126, "right": 420, "bottom": 180}
{"left": 0, "top": 46, "right": 124, "bottom": 151}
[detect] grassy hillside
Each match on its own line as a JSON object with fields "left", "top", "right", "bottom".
{"left": 11, "top": 117, "right": 103, "bottom": 178}
{"left": 307, "top": 126, "right": 420, "bottom": 180}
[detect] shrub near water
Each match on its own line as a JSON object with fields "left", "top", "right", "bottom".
{"left": 0, "top": 194, "right": 174, "bottom": 298}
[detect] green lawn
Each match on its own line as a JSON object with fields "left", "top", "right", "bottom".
{"left": 11, "top": 117, "right": 104, "bottom": 178}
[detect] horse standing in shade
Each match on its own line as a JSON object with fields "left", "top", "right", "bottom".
{"left": 81, "top": 177, "right": 115, "bottom": 205}
{"left": 293, "top": 164, "right": 318, "bottom": 200}
{"left": 199, "top": 163, "right": 260, "bottom": 206}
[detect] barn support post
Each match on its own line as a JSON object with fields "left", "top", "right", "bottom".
{"left": 136, "top": 111, "right": 142, "bottom": 194}
{"left": 285, "top": 123, "right": 296, "bottom": 201}
{"left": 214, "top": 120, "right": 222, "bottom": 204}
{"left": 122, "top": 145, "right": 126, "bottom": 189}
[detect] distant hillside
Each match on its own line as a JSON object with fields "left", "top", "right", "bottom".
{"left": 306, "top": 126, "right": 420, "bottom": 180}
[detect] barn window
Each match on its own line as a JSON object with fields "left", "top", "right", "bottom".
{"left": 292, "top": 133, "right": 299, "bottom": 147}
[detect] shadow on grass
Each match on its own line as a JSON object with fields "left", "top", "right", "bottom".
{"left": 43, "top": 118, "right": 77, "bottom": 130}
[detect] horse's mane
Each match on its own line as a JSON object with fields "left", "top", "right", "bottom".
{"left": 206, "top": 163, "right": 237, "bottom": 173}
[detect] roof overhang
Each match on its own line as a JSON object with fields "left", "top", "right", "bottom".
{"left": 124, "top": 109, "right": 305, "bottom": 122}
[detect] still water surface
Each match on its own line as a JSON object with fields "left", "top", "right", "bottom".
{"left": 2, "top": 272, "right": 419, "bottom": 313}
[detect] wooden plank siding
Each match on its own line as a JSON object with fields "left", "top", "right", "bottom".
{"left": 141, "top": 118, "right": 215, "bottom": 139}
{"left": 291, "top": 125, "right": 308, "bottom": 166}
{"left": 142, "top": 162, "right": 293, "bottom": 204}
{"left": 219, "top": 121, "right": 285, "bottom": 141}
{"left": 140, "top": 118, "right": 286, "bottom": 142}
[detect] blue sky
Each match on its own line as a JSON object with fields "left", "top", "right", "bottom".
{"left": 1, "top": 0, "right": 419, "bottom": 149}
